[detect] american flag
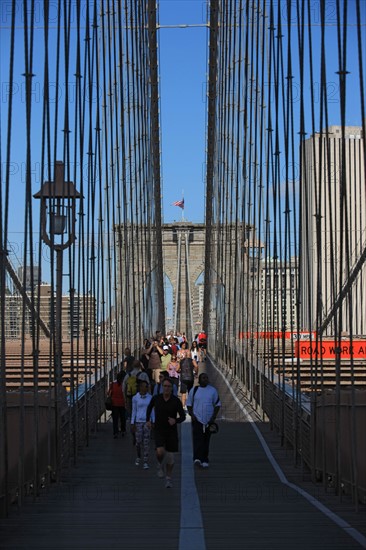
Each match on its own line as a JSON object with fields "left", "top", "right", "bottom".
{"left": 172, "top": 198, "right": 184, "bottom": 209}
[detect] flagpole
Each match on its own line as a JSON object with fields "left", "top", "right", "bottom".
{"left": 181, "top": 189, "right": 184, "bottom": 221}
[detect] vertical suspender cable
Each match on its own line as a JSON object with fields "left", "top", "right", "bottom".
{"left": 174, "top": 232, "right": 182, "bottom": 332}
{"left": 0, "top": 0, "right": 17, "bottom": 518}
{"left": 185, "top": 232, "right": 194, "bottom": 341}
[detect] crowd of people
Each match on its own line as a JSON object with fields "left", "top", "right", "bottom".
{"left": 106, "top": 330, "right": 220, "bottom": 488}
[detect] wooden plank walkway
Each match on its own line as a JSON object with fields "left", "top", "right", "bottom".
{"left": 1, "top": 361, "right": 365, "bottom": 549}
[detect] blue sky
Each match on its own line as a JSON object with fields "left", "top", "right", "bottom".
{"left": 158, "top": 0, "right": 365, "bottom": 228}
{"left": 159, "top": 1, "right": 208, "bottom": 223}
{"left": 0, "top": 0, "right": 209, "bottom": 298}
{"left": 0, "top": 1, "right": 208, "bottom": 267}
{"left": 1, "top": 0, "right": 365, "bottom": 271}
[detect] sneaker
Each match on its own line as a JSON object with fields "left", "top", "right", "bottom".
{"left": 165, "top": 477, "right": 173, "bottom": 488}
{"left": 143, "top": 462, "right": 149, "bottom": 470}
{"left": 157, "top": 464, "right": 165, "bottom": 478}
{"left": 135, "top": 458, "right": 141, "bottom": 466}
{"left": 201, "top": 462, "right": 209, "bottom": 468}
{"left": 194, "top": 459, "right": 202, "bottom": 466}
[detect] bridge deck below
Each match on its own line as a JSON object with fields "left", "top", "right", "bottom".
{"left": 1, "top": 362, "right": 364, "bottom": 549}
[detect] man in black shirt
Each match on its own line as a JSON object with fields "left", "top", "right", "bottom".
{"left": 146, "top": 377, "right": 186, "bottom": 488}
{"left": 123, "top": 347, "right": 135, "bottom": 374}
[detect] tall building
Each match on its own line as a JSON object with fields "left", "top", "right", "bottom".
{"left": 300, "top": 124, "right": 366, "bottom": 336}
{"left": 260, "top": 258, "right": 298, "bottom": 332}
{"left": 17, "top": 266, "right": 40, "bottom": 292}
{"left": 3, "top": 283, "right": 96, "bottom": 340}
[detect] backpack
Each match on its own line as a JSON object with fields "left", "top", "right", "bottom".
{"left": 126, "top": 372, "right": 141, "bottom": 397}
{"left": 180, "top": 358, "right": 194, "bottom": 381}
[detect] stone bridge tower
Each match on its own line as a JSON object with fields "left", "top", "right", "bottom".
{"left": 162, "top": 222, "right": 205, "bottom": 340}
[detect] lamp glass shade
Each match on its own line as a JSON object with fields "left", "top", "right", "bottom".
{"left": 51, "top": 213, "right": 67, "bottom": 235}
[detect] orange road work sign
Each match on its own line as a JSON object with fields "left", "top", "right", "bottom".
{"left": 295, "top": 340, "right": 366, "bottom": 359}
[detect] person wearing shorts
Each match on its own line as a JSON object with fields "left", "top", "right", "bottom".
{"left": 146, "top": 377, "right": 186, "bottom": 488}
{"left": 179, "top": 356, "right": 198, "bottom": 409}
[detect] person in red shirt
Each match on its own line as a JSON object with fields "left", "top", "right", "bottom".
{"left": 108, "top": 372, "right": 126, "bottom": 438}
{"left": 198, "top": 330, "right": 207, "bottom": 357}
{"left": 168, "top": 336, "right": 178, "bottom": 355}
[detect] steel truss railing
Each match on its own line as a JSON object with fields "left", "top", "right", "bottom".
{"left": 0, "top": 0, "right": 164, "bottom": 516}
{"left": 204, "top": 0, "right": 366, "bottom": 509}
{"left": 214, "top": 347, "right": 365, "bottom": 505}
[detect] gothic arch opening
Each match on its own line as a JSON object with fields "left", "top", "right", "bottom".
{"left": 193, "top": 270, "right": 205, "bottom": 336}
{"left": 164, "top": 273, "right": 174, "bottom": 332}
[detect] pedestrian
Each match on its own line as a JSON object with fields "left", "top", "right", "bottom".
{"left": 190, "top": 340, "right": 200, "bottom": 362}
{"left": 177, "top": 340, "right": 189, "bottom": 362}
{"left": 179, "top": 355, "right": 198, "bottom": 409}
{"left": 146, "top": 377, "right": 186, "bottom": 488}
{"left": 140, "top": 339, "right": 152, "bottom": 377}
{"left": 145, "top": 340, "right": 163, "bottom": 384}
{"left": 131, "top": 380, "right": 154, "bottom": 470}
{"left": 197, "top": 330, "right": 207, "bottom": 358}
{"left": 123, "top": 359, "right": 150, "bottom": 440}
{"left": 167, "top": 354, "right": 180, "bottom": 390}
{"left": 168, "top": 336, "right": 178, "bottom": 355}
{"left": 122, "top": 347, "right": 135, "bottom": 373}
{"left": 160, "top": 345, "right": 172, "bottom": 373}
{"left": 153, "top": 371, "right": 178, "bottom": 396}
{"left": 107, "top": 372, "right": 126, "bottom": 439}
{"left": 186, "top": 373, "right": 221, "bottom": 468}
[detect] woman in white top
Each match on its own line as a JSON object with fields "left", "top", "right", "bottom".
{"left": 131, "top": 380, "right": 154, "bottom": 469}
{"left": 190, "top": 340, "right": 201, "bottom": 362}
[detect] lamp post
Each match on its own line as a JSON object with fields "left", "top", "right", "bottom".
{"left": 34, "top": 161, "right": 80, "bottom": 480}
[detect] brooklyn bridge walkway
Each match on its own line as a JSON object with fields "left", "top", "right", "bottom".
{"left": 1, "top": 361, "right": 365, "bottom": 550}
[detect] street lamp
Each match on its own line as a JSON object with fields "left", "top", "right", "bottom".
{"left": 34, "top": 161, "right": 80, "bottom": 249}
{"left": 34, "top": 161, "right": 80, "bottom": 480}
